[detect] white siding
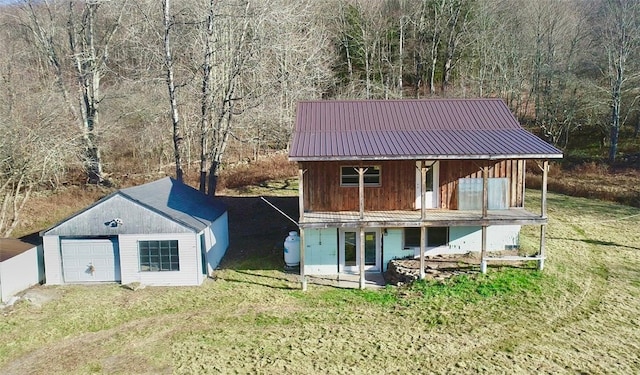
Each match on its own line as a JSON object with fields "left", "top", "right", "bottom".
{"left": 204, "top": 212, "right": 229, "bottom": 276}
{"left": 446, "top": 225, "right": 521, "bottom": 254}
{"left": 0, "top": 247, "right": 40, "bottom": 303}
{"left": 43, "top": 235, "right": 63, "bottom": 285}
{"left": 381, "top": 228, "right": 413, "bottom": 271}
{"left": 304, "top": 228, "right": 338, "bottom": 275}
{"left": 119, "top": 233, "right": 202, "bottom": 286}
{"left": 487, "top": 225, "right": 520, "bottom": 249}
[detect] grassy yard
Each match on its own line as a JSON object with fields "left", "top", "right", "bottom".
{"left": 1, "top": 190, "right": 640, "bottom": 374}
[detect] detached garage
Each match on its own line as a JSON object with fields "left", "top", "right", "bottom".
{"left": 42, "top": 177, "right": 229, "bottom": 286}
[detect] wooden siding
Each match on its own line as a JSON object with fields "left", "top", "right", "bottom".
{"left": 302, "top": 160, "right": 525, "bottom": 212}
{"left": 438, "top": 160, "right": 524, "bottom": 209}
{"left": 303, "top": 161, "right": 415, "bottom": 211}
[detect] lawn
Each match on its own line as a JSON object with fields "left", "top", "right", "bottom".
{"left": 1, "top": 190, "right": 640, "bottom": 374}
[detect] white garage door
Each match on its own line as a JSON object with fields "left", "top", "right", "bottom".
{"left": 61, "top": 238, "right": 121, "bottom": 283}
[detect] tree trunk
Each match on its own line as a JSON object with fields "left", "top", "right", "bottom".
{"left": 609, "top": 75, "right": 622, "bottom": 163}
{"left": 163, "top": 0, "right": 184, "bottom": 182}
{"left": 199, "top": 0, "right": 215, "bottom": 192}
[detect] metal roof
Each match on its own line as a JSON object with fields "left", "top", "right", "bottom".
{"left": 42, "top": 177, "right": 226, "bottom": 235}
{"left": 289, "top": 99, "right": 563, "bottom": 161}
{"left": 120, "top": 177, "right": 227, "bottom": 232}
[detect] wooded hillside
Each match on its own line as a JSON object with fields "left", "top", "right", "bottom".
{"left": 1, "top": 0, "right": 639, "bottom": 235}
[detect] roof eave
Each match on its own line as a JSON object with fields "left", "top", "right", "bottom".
{"left": 289, "top": 153, "right": 564, "bottom": 162}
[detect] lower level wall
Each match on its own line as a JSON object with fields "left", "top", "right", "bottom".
{"left": 303, "top": 228, "right": 339, "bottom": 275}
{"left": 303, "top": 225, "right": 521, "bottom": 275}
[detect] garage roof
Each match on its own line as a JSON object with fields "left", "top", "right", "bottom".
{"left": 41, "top": 177, "right": 227, "bottom": 235}
{"left": 289, "top": 99, "right": 563, "bottom": 161}
{"left": 120, "top": 177, "right": 227, "bottom": 231}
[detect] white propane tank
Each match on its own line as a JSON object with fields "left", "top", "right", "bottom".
{"left": 284, "top": 231, "right": 300, "bottom": 267}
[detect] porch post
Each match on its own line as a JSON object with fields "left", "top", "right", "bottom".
{"left": 420, "top": 225, "right": 426, "bottom": 279}
{"left": 482, "top": 163, "right": 489, "bottom": 218}
{"left": 539, "top": 160, "right": 549, "bottom": 270}
{"left": 420, "top": 161, "right": 427, "bottom": 220}
{"left": 357, "top": 167, "right": 366, "bottom": 220}
{"left": 359, "top": 227, "right": 366, "bottom": 289}
{"left": 539, "top": 225, "right": 546, "bottom": 271}
{"left": 298, "top": 167, "right": 305, "bottom": 222}
{"left": 298, "top": 167, "right": 307, "bottom": 290}
{"left": 300, "top": 227, "right": 307, "bottom": 291}
{"left": 481, "top": 226, "right": 487, "bottom": 274}
{"left": 541, "top": 160, "right": 548, "bottom": 218}
{"left": 480, "top": 163, "right": 489, "bottom": 273}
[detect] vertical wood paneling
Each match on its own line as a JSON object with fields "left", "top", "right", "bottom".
{"left": 304, "top": 161, "right": 415, "bottom": 211}
{"left": 304, "top": 159, "right": 526, "bottom": 211}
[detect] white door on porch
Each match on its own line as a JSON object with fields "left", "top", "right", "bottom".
{"left": 415, "top": 161, "right": 439, "bottom": 209}
{"left": 339, "top": 229, "right": 381, "bottom": 273}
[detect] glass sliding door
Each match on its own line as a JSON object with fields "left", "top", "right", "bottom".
{"left": 340, "top": 229, "right": 381, "bottom": 273}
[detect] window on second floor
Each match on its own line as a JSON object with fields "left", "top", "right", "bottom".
{"left": 340, "top": 166, "right": 381, "bottom": 187}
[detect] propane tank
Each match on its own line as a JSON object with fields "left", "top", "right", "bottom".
{"left": 284, "top": 231, "right": 300, "bottom": 267}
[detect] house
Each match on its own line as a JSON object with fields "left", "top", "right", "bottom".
{"left": 289, "top": 99, "right": 563, "bottom": 289}
{"left": 0, "top": 238, "right": 43, "bottom": 303}
{"left": 41, "top": 177, "right": 229, "bottom": 286}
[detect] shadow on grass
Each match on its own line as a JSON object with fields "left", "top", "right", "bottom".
{"left": 549, "top": 236, "right": 640, "bottom": 251}
{"left": 220, "top": 270, "right": 298, "bottom": 290}
{"left": 219, "top": 196, "right": 299, "bottom": 271}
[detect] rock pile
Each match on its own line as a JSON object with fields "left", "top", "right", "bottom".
{"left": 384, "top": 256, "right": 479, "bottom": 286}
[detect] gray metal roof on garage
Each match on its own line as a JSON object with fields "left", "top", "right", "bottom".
{"left": 289, "top": 99, "right": 563, "bottom": 161}
{"left": 41, "top": 177, "right": 227, "bottom": 236}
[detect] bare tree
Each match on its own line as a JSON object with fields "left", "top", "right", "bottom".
{"left": 21, "top": 0, "right": 126, "bottom": 184}
{"left": 200, "top": 0, "right": 253, "bottom": 195}
{"left": 592, "top": 0, "right": 640, "bottom": 162}
{"left": 162, "top": 0, "right": 185, "bottom": 182}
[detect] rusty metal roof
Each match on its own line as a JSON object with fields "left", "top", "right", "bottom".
{"left": 0, "top": 238, "right": 35, "bottom": 262}
{"left": 289, "top": 99, "right": 563, "bottom": 161}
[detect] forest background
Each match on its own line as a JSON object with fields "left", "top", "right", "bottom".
{"left": 0, "top": 0, "right": 639, "bottom": 236}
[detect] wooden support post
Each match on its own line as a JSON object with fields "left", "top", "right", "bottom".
{"left": 421, "top": 161, "right": 427, "bottom": 220}
{"left": 420, "top": 225, "right": 426, "bottom": 279}
{"left": 539, "top": 224, "right": 546, "bottom": 271}
{"left": 482, "top": 163, "right": 489, "bottom": 219}
{"left": 480, "top": 225, "right": 487, "bottom": 274}
{"left": 298, "top": 167, "right": 305, "bottom": 222}
{"left": 300, "top": 227, "right": 307, "bottom": 291}
{"left": 359, "top": 227, "right": 366, "bottom": 289}
{"left": 357, "top": 167, "right": 366, "bottom": 220}
{"left": 541, "top": 160, "right": 548, "bottom": 219}
{"left": 480, "top": 163, "right": 489, "bottom": 273}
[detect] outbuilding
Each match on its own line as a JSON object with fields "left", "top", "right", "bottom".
{"left": 0, "top": 238, "right": 43, "bottom": 303}
{"left": 42, "top": 177, "right": 229, "bottom": 286}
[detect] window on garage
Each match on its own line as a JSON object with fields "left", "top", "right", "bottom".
{"left": 139, "top": 240, "right": 179, "bottom": 271}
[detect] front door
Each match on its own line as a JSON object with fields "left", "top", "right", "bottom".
{"left": 339, "top": 229, "right": 381, "bottom": 273}
{"left": 415, "top": 161, "right": 439, "bottom": 209}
